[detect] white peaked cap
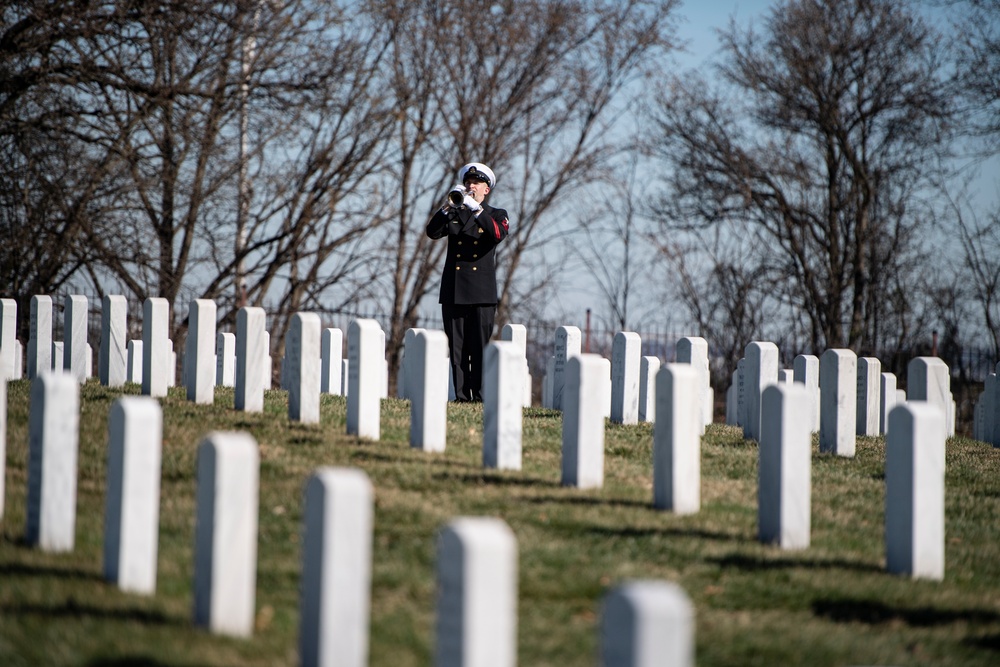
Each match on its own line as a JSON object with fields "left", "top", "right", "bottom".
{"left": 459, "top": 162, "right": 496, "bottom": 189}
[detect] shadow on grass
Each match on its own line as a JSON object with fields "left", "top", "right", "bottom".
{"left": 813, "top": 598, "right": 1000, "bottom": 627}
{"left": 519, "top": 494, "right": 650, "bottom": 509}
{"left": 966, "top": 633, "right": 1000, "bottom": 652}
{"left": 432, "top": 470, "right": 558, "bottom": 488}
{"left": 2, "top": 598, "right": 177, "bottom": 626}
{"left": 350, "top": 449, "right": 428, "bottom": 465}
{"left": 587, "top": 524, "right": 743, "bottom": 542}
{"left": 709, "top": 436, "right": 758, "bottom": 450}
{"left": 0, "top": 560, "right": 104, "bottom": 581}
{"left": 288, "top": 434, "right": 324, "bottom": 446}
{"left": 86, "top": 657, "right": 213, "bottom": 667}
{"left": 709, "top": 553, "right": 883, "bottom": 574}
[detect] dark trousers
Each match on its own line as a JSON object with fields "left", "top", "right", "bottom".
{"left": 442, "top": 302, "right": 496, "bottom": 401}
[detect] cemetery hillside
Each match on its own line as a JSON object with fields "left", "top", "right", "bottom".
{"left": 1, "top": 301, "right": 1000, "bottom": 665}
{"left": 3, "top": 0, "right": 1000, "bottom": 665}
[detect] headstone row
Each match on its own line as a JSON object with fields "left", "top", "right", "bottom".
{"left": 14, "top": 336, "right": 956, "bottom": 667}
{"left": 16, "top": 376, "right": 701, "bottom": 665}
{"left": 540, "top": 328, "right": 713, "bottom": 429}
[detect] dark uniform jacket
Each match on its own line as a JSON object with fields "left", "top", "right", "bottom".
{"left": 426, "top": 203, "right": 509, "bottom": 305}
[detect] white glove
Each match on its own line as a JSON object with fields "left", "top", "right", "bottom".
{"left": 463, "top": 194, "right": 482, "bottom": 212}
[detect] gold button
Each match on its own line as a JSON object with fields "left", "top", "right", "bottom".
{"left": 478, "top": 227, "right": 483, "bottom": 233}
{"left": 458, "top": 241, "right": 463, "bottom": 245}
{"left": 456, "top": 254, "right": 461, "bottom": 258}
{"left": 473, "top": 241, "right": 478, "bottom": 245}
{"left": 472, "top": 267, "right": 477, "bottom": 271}
{"left": 455, "top": 266, "right": 460, "bottom": 271}
{"left": 472, "top": 254, "right": 478, "bottom": 258}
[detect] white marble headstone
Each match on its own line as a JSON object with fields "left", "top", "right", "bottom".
{"left": 725, "top": 375, "right": 737, "bottom": 425}
{"left": 127, "top": 340, "right": 143, "bottom": 384}
{"left": 64, "top": 295, "right": 89, "bottom": 383}
{"left": 639, "top": 356, "right": 660, "bottom": 423}
{"left": 0, "top": 298, "right": 16, "bottom": 381}
{"left": 611, "top": 331, "right": 641, "bottom": 425}
{"left": 142, "top": 297, "right": 170, "bottom": 397}
{"left": 542, "top": 356, "right": 554, "bottom": 409}
{"left": 378, "top": 329, "right": 389, "bottom": 399}
{"left": 676, "top": 336, "right": 711, "bottom": 429}
{"left": 51, "top": 341, "right": 64, "bottom": 373}
{"left": 26, "top": 372, "right": 80, "bottom": 552}
{"left": 235, "top": 307, "right": 267, "bottom": 412}
{"left": 193, "top": 431, "right": 260, "bottom": 637}
{"left": 300, "top": 467, "right": 374, "bottom": 667}
{"left": 398, "top": 327, "right": 424, "bottom": 400}
{"left": 186, "top": 299, "right": 217, "bottom": 404}
{"left": 28, "top": 295, "right": 52, "bottom": 380}
{"left": 880, "top": 372, "right": 897, "bottom": 436}
{"left": 435, "top": 517, "right": 518, "bottom": 667}
{"left": 500, "top": 323, "right": 531, "bottom": 408}
{"left": 744, "top": 342, "right": 779, "bottom": 441}
{"left": 265, "top": 331, "right": 274, "bottom": 390}
{"left": 561, "top": 354, "right": 606, "bottom": 489}
{"left": 819, "top": 349, "right": 856, "bottom": 457}
{"left": 103, "top": 397, "right": 162, "bottom": 594}
{"left": 653, "top": 364, "right": 700, "bottom": 514}
{"left": 758, "top": 383, "right": 812, "bottom": 549}
{"left": 287, "top": 312, "right": 322, "bottom": 423}
{"left": 736, "top": 358, "right": 746, "bottom": 427}
{"left": 907, "top": 357, "right": 952, "bottom": 437}
{"left": 792, "top": 354, "right": 820, "bottom": 432}
{"left": 598, "top": 357, "right": 612, "bottom": 420}
{"left": 347, "top": 319, "right": 383, "bottom": 440}
{"left": 885, "top": 402, "right": 945, "bottom": 580}
{"left": 100, "top": 295, "right": 128, "bottom": 387}
{"left": 856, "top": 357, "right": 881, "bottom": 436}
{"left": 216, "top": 332, "right": 236, "bottom": 387}
{"left": 483, "top": 341, "right": 523, "bottom": 471}
{"left": 321, "top": 328, "right": 344, "bottom": 395}
{"left": 600, "top": 580, "right": 694, "bottom": 667}
{"left": 552, "top": 326, "right": 581, "bottom": 411}
{"left": 410, "top": 330, "right": 449, "bottom": 452}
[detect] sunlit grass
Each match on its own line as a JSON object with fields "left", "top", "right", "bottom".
{"left": 1, "top": 378, "right": 999, "bottom": 666}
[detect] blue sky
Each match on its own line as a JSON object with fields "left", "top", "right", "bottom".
{"left": 676, "top": 0, "right": 774, "bottom": 64}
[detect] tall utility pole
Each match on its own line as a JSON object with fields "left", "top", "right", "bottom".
{"left": 236, "top": 4, "right": 263, "bottom": 309}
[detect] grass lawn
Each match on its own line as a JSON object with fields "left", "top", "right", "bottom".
{"left": 1, "top": 378, "right": 1000, "bottom": 666}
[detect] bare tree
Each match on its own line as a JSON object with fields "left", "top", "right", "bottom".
{"left": 948, "top": 1, "right": 1000, "bottom": 358}
{"left": 1, "top": 0, "right": 400, "bottom": 358}
{"left": 0, "top": 1, "right": 132, "bottom": 334}
{"left": 949, "top": 195, "right": 1000, "bottom": 357}
{"left": 358, "top": 0, "right": 679, "bottom": 387}
{"left": 2, "top": 0, "right": 678, "bottom": 375}
{"left": 951, "top": 0, "right": 1000, "bottom": 151}
{"left": 650, "top": 223, "right": 777, "bottom": 384}
{"left": 647, "top": 0, "right": 953, "bottom": 354}
{"left": 570, "top": 154, "right": 658, "bottom": 332}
